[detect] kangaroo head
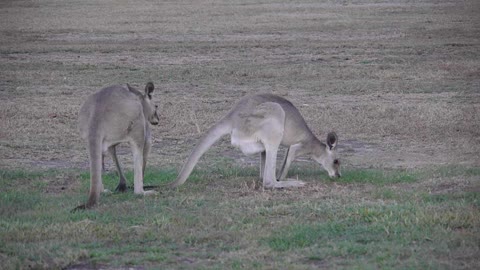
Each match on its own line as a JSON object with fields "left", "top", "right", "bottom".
{"left": 127, "top": 82, "right": 159, "bottom": 126}
{"left": 312, "top": 132, "right": 341, "bottom": 178}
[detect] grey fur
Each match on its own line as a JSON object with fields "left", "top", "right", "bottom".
{"left": 172, "top": 93, "right": 340, "bottom": 189}
{"left": 76, "top": 82, "right": 159, "bottom": 209}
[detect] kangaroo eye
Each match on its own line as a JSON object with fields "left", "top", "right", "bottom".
{"left": 155, "top": 105, "right": 158, "bottom": 109}
{"left": 333, "top": 159, "right": 339, "bottom": 165}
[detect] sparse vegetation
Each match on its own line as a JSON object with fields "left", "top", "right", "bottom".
{"left": 1, "top": 166, "right": 479, "bottom": 269}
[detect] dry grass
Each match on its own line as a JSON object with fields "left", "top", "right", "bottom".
{"left": 1, "top": 0, "right": 479, "bottom": 172}
{"left": 1, "top": 0, "right": 479, "bottom": 171}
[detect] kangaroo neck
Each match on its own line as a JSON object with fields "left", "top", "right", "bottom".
{"left": 299, "top": 134, "right": 325, "bottom": 156}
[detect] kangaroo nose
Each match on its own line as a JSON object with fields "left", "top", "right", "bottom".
{"left": 150, "top": 119, "right": 159, "bottom": 125}
{"left": 329, "top": 172, "right": 341, "bottom": 178}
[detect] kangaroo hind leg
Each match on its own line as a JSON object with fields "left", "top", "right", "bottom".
{"left": 275, "top": 144, "right": 305, "bottom": 188}
{"left": 109, "top": 145, "right": 128, "bottom": 192}
{"left": 130, "top": 140, "right": 157, "bottom": 196}
{"left": 141, "top": 134, "right": 157, "bottom": 190}
{"left": 259, "top": 151, "right": 266, "bottom": 180}
{"left": 248, "top": 102, "right": 303, "bottom": 188}
{"left": 253, "top": 103, "right": 304, "bottom": 189}
{"left": 262, "top": 142, "right": 304, "bottom": 188}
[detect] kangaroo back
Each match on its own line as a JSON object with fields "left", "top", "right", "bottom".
{"left": 171, "top": 119, "right": 232, "bottom": 187}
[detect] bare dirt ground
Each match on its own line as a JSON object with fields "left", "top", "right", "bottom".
{"left": 1, "top": 0, "right": 479, "bottom": 174}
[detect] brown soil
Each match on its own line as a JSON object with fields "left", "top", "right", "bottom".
{"left": 0, "top": 0, "right": 479, "bottom": 173}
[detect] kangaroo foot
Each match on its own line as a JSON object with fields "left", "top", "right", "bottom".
{"left": 115, "top": 183, "right": 128, "bottom": 192}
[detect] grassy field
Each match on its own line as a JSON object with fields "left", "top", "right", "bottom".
{"left": 0, "top": 166, "right": 479, "bottom": 269}
{"left": 1, "top": 0, "right": 479, "bottom": 269}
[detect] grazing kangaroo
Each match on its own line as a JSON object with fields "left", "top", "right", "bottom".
{"left": 171, "top": 93, "right": 340, "bottom": 189}
{"left": 75, "top": 82, "right": 159, "bottom": 210}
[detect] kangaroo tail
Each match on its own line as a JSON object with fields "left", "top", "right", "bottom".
{"left": 85, "top": 135, "right": 103, "bottom": 208}
{"left": 171, "top": 119, "right": 232, "bottom": 187}
{"left": 73, "top": 134, "right": 103, "bottom": 212}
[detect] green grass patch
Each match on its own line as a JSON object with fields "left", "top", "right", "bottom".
{"left": 0, "top": 191, "right": 43, "bottom": 216}
{"left": 266, "top": 222, "right": 349, "bottom": 252}
{"left": 1, "top": 166, "right": 479, "bottom": 269}
{"left": 337, "top": 169, "right": 417, "bottom": 185}
{"left": 0, "top": 169, "right": 51, "bottom": 181}
{"left": 424, "top": 165, "right": 480, "bottom": 178}
{"left": 265, "top": 201, "right": 480, "bottom": 268}
{"left": 423, "top": 191, "right": 479, "bottom": 205}
{"left": 276, "top": 166, "right": 418, "bottom": 185}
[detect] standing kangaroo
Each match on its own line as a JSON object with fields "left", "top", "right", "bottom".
{"left": 75, "top": 82, "right": 159, "bottom": 210}
{"left": 171, "top": 93, "right": 340, "bottom": 189}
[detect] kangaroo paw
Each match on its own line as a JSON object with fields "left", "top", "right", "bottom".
{"left": 71, "top": 202, "right": 95, "bottom": 212}
{"left": 71, "top": 204, "right": 86, "bottom": 212}
{"left": 115, "top": 183, "right": 128, "bottom": 192}
{"left": 143, "top": 190, "right": 158, "bottom": 196}
{"left": 275, "top": 180, "right": 306, "bottom": 188}
{"left": 134, "top": 190, "right": 158, "bottom": 196}
{"left": 143, "top": 185, "right": 158, "bottom": 190}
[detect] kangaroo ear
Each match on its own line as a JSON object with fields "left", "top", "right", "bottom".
{"left": 126, "top": 84, "right": 143, "bottom": 97}
{"left": 144, "top": 82, "right": 154, "bottom": 99}
{"left": 326, "top": 132, "right": 338, "bottom": 150}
